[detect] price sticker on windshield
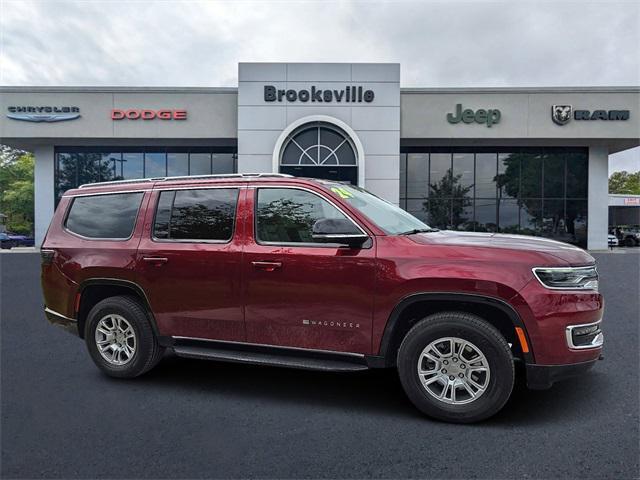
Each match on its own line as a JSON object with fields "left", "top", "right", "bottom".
{"left": 331, "top": 187, "right": 354, "bottom": 199}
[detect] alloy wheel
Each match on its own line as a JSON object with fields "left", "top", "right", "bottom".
{"left": 417, "top": 336, "right": 491, "bottom": 405}
{"left": 94, "top": 314, "right": 137, "bottom": 366}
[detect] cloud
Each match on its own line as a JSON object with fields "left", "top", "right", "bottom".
{"left": 0, "top": 0, "right": 638, "bottom": 87}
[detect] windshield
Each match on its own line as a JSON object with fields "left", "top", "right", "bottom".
{"left": 324, "top": 183, "right": 432, "bottom": 235}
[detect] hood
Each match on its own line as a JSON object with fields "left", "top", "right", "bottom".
{"left": 408, "top": 230, "right": 595, "bottom": 266}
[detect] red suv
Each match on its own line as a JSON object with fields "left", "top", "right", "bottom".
{"left": 41, "top": 174, "right": 604, "bottom": 423}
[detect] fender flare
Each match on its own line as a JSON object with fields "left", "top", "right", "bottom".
{"left": 78, "top": 278, "right": 171, "bottom": 345}
{"left": 377, "top": 292, "right": 535, "bottom": 365}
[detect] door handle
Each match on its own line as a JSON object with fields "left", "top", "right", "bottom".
{"left": 251, "top": 261, "right": 282, "bottom": 272}
{"left": 142, "top": 257, "right": 168, "bottom": 266}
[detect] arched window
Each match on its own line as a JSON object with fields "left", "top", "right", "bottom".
{"left": 280, "top": 123, "right": 357, "bottom": 167}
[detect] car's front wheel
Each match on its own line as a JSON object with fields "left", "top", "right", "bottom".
{"left": 397, "top": 311, "right": 514, "bottom": 423}
{"left": 85, "top": 295, "right": 164, "bottom": 378}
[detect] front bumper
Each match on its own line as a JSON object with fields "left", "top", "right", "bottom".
{"left": 44, "top": 307, "right": 79, "bottom": 336}
{"left": 526, "top": 357, "right": 601, "bottom": 390}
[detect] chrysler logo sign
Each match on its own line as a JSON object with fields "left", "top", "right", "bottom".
{"left": 552, "top": 104, "right": 630, "bottom": 125}
{"left": 7, "top": 106, "right": 81, "bottom": 122}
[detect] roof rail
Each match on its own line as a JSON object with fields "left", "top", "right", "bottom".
{"left": 78, "top": 173, "right": 294, "bottom": 189}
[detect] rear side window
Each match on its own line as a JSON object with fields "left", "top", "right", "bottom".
{"left": 65, "top": 192, "right": 144, "bottom": 239}
{"left": 153, "top": 188, "right": 238, "bottom": 241}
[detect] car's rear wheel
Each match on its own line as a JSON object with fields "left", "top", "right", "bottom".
{"left": 624, "top": 237, "right": 636, "bottom": 247}
{"left": 397, "top": 311, "right": 514, "bottom": 423}
{"left": 85, "top": 295, "right": 164, "bottom": 378}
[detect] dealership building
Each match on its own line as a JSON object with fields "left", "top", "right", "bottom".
{"left": 1, "top": 63, "right": 638, "bottom": 249}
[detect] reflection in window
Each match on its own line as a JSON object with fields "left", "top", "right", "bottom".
{"left": 429, "top": 153, "right": 451, "bottom": 187}
{"left": 256, "top": 188, "right": 355, "bottom": 244}
{"left": 145, "top": 152, "right": 166, "bottom": 178}
{"left": 520, "top": 152, "right": 542, "bottom": 198}
{"left": 407, "top": 154, "right": 429, "bottom": 198}
{"left": 154, "top": 189, "right": 238, "bottom": 241}
{"left": 520, "top": 200, "right": 542, "bottom": 235}
{"left": 65, "top": 193, "right": 143, "bottom": 239}
{"left": 566, "top": 152, "right": 588, "bottom": 198}
{"left": 122, "top": 152, "right": 143, "bottom": 179}
{"left": 497, "top": 153, "right": 519, "bottom": 199}
{"left": 281, "top": 124, "right": 356, "bottom": 166}
{"left": 167, "top": 152, "right": 189, "bottom": 177}
{"left": 190, "top": 153, "right": 211, "bottom": 175}
{"left": 213, "top": 154, "right": 236, "bottom": 174}
{"left": 544, "top": 153, "right": 565, "bottom": 198}
{"left": 100, "top": 153, "right": 119, "bottom": 182}
{"left": 476, "top": 153, "right": 497, "bottom": 198}
{"left": 399, "top": 148, "right": 588, "bottom": 247}
{"left": 498, "top": 199, "right": 519, "bottom": 233}
{"left": 476, "top": 199, "right": 497, "bottom": 232}
{"left": 54, "top": 147, "right": 237, "bottom": 208}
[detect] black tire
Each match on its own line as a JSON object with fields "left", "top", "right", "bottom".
{"left": 85, "top": 295, "right": 164, "bottom": 378}
{"left": 624, "top": 237, "right": 636, "bottom": 247}
{"left": 397, "top": 311, "right": 514, "bottom": 423}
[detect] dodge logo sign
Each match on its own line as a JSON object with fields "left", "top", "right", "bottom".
{"left": 552, "top": 105, "right": 572, "bottom": 125}
{"left": 7, "top": 106, "right": 81, "bottom": 122}
{"left": 111, "top": 109, "right": 187, "bottom": 120}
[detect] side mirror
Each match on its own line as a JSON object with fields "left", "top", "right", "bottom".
{"left": 312, "top": 218, "right": 368, "bottom": 248}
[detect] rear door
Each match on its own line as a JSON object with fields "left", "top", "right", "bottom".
{"left": 136, "top": 185, "right": 245, "bottom": 341}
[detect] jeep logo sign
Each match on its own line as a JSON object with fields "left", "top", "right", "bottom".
{"left": 447, "top": 104, "right": 501, "bottom": 127}
{"left": 264, "top": 85, "right": 374, "bottom": 103}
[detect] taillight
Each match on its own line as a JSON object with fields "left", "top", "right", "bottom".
{"left": 41, "top": 249, "right": 55, "bottom": 266}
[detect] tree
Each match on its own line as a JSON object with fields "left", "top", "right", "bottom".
{"left": 609, "top": 171, "right": 640, "bottom": 195}
{"left": 0, "top": 145, "right": 34, "bottom": 235}
{"left": 424, "top": 169, "right": 472, "bottom": 229}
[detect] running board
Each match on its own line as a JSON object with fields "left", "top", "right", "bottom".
{"left": 172, "top": 344, "right": 369, "bottom": 372}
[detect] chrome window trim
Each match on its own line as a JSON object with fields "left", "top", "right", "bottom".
{"left": 79, "top": 173, "right": 292, "bottom": 189}
{"left": 565, "top": 320, "right": 603, "bottom": 350}
{"left": 253, "top": 185, "right": 370, "bottom": 248}
{"left": 63, "top": 189, "right": 151, "bottom": 198}
{"left": 172, "top": 336, "right": 365, "bottom": 358}
{"left": 151, "top": 186, "right": 240, "bottom": 244}
{"left": 531, "top": 266, "right": 599, "bottom": 291}
{"left": 63, "top": 191, "right": 146, "bottom": 241}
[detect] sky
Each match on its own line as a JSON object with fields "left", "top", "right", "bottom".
{"left": 0, "top": 0, "right": 638, "bottom": 171}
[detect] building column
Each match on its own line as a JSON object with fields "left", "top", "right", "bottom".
{"left": 587, "top": 146, "right": 609, "bottom": 250}
{"left": 33, "top": 145, "right": 55, "bottom": 247}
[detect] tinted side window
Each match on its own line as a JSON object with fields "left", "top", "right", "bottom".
{"left": 65, "top": 192, "right": 143, "bottom": 239}
{"left": 256, "top": 188, "right": 358, "bottom": 244}
{"left": 153, "top": 188, "right": 238, "bottom": 241}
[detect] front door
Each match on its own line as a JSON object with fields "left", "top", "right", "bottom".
{"left": 243, "top": 186, "right": 376, "bottom": 354}
{"left": 136, "top": 186, "right": 245, "bottom": 341}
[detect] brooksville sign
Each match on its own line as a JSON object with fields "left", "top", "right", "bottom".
{"left": 264, "top": 85, "right": 374, "bottom": 103}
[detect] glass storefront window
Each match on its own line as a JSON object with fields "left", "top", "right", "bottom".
{"left": 190, "top": 153, "right": 211, "bottom": 175}
{"left": 429, "top": 153, "right": 451, "bottom": 188}
{"left": 476, "top": 199, "right": 497, "bottom": 232}
{"left": 213, "top": 153, "right": 236, "bottom": 174}
{"left": 54, "top": 147, "right": 236, "bottom": 207}
{"left": 145, "top": 151, "right": 167, "bottom": 178}
{"left": 476, "top": 153, "right": 497, "bottom": 198}
{"left": 167, "top": 152, "right": 189, "bottom": 177}
{"left": 121, "top": 152, "right": 144, "bottom": 179}
{"left": 400, "top": 148, "right": 588, "bottom": 247}
{"left": 497, "top": 152, "right": 519, "bottom": 199}
{"left": 407, "top": 154, "right": 429, "bottom": 199}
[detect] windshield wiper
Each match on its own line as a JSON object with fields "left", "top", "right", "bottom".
{"left": 398, "top": 228, "right": 439, "bottom": 235}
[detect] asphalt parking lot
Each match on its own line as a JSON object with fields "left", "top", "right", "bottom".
{"left": 1, "top": 251, "right": 638, "bottom": 479}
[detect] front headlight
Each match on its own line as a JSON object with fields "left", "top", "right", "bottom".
{"left": 532, "top": 266, "right": 598, "bottom": 291}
